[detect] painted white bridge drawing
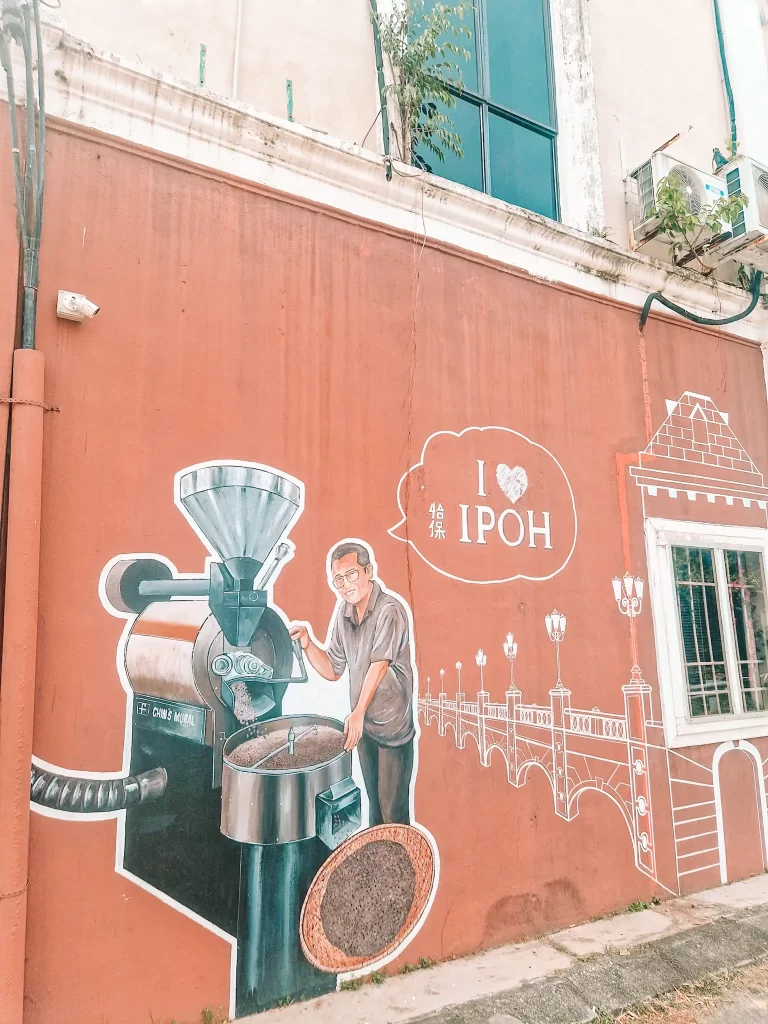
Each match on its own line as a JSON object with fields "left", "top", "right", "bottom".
{"left": 419, "top": 670, "right": 659, "bottom": 882}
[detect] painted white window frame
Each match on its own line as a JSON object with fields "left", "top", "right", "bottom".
{"left": 645, "top": 516, "right": 768, "bottom": 748}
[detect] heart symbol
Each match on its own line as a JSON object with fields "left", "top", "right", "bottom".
{"left": 496, "top": 464, "right": 528, "bottom": 504}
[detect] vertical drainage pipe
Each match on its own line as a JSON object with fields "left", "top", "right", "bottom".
{"left": 712, "top": 0, "right": 738, "bottom": 154}
{"left": 369, "top": 0, "right": 392, "bottom": 181}
{"left": 0, "top": 348, "right": 45, "bottom": 1024}
{"left": 232, "top": 0, "right": 243, "bottom": 99}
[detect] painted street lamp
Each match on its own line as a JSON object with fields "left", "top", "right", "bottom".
{"left": 545, "top": 609, "right": 567, "bottom": 687}
{"left": 612, "top": 573, "right": 644, "bottom": 677}
{"left": 475, "top": 649, "right": 487, "bottom": 690}
{"left": 456, "top": 661, "right": 462, "bottom": 692}
{"left": 503, "top": 632, "right": 519, "bottom": 691}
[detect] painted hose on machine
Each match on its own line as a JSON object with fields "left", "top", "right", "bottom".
{"left": 30, "top": 765, "right": 167, "bottom": 813}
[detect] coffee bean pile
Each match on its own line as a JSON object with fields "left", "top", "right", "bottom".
{"left": 320, "top": 840, "right": 415, "bottom": 957}
{"left": 230, "top": 681, "right": 261, "bottom": 724}
{"left": 229, "top": 725, "right": 345, "bottom": 770}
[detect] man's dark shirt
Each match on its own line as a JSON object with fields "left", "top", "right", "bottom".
{"left": 327, "top": 581, "right": 414, "bottom": 746}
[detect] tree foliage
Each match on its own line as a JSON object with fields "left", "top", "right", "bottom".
{"left": 373, "top": 0, "right": 472, "bottom": 167}
{"left": 652, "top": 172, "right": 749, "bottom": 275}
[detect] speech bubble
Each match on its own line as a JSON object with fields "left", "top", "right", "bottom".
{"left": 388, "top": 426, "right": 577, "bottom": 585}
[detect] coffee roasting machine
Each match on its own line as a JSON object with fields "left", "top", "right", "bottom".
{"left": 30, "top": 463, "right": 361, "bottom": 1016}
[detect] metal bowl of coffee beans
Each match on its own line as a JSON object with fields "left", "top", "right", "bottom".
{"left": 221, "top": 715, "right": 351, "bottom": 845}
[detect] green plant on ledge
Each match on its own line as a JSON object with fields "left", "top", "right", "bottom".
{"left": 652, "top": 171, "right": 749, "bottom": 276}
{"left": 372, "top": 0, "right": 472, "bottom": 168}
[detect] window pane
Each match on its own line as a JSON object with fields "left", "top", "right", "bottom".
{"left": 488, "top": 114, "right": 556, "bottom": 218}
{"left": 726, "top": 549, "right": 768, "bottom": 712}
{"left": 485, "top": 0, "right": 553, "bottom": 126}
{"left": 416, "top": 96, "right": 483, "bottom": 193}
{"left": 673, "top": 546, "right": 690, "bottom": 582}
{"left": 423, "top": 0, "right": 478, "bottom": 92}
{"left": 672, "top": 546, "right": 731, "bottom": 718}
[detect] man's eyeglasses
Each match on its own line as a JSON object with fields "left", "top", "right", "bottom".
{"left": 332, "top": 568, "right": 362, "bottom": 589}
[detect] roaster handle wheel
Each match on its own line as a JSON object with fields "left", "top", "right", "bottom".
{"left": 104, "top": 558, "right": 174, "bottom": 614}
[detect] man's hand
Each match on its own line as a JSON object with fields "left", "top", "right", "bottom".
{"left": 289, "top": 623, "right": 311, "bottom": 651}
{"left": 343, "top": 709, "right": 365, "bottom": 750}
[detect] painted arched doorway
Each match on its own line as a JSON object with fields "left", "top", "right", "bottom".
{"left": 713, "top": 741, "right": 768, "bottom": 884}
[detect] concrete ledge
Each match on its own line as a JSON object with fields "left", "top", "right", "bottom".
{"left": 690, "top": 875, "right": 768, "bottom": 910}
{"left": 551, "top": 909, "right": 672, "bottom": 956}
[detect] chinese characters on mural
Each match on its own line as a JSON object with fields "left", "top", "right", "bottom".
{"left": 389, "top": 426, "right": 577, "bottom": 583}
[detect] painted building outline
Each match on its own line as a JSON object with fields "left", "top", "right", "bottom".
{"left": 419, "top": 392, "right": 768, "bottom": 896}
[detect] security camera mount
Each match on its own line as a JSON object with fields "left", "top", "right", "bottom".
{"left": 56, "top": 291, "right": 100, "bottom": 322}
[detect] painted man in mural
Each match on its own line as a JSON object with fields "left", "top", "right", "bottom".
{"left": 290, "top": 541, "right": 415, "bottom": 825}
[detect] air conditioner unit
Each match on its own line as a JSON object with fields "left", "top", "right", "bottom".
{"left": 709, "top": 156, "right": 768, "bottom": 269}
{"left": 627, "top": 153, "right": 731, "bottom": 262}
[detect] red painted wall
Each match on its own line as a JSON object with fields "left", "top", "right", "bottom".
{"left": 2, "top": 121, "right": 767, "bottom": 1023}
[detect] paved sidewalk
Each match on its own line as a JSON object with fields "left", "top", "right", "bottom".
{"left": 250, "top": 875, "right": 768, "bottom": 1024}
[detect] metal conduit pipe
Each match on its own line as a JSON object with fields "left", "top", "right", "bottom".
{"left": 712, "top": 0, "right": 738, "bottom": 155}
{"left": 369, "top": 0, "right": 392, "bottom": 181}
{"left": 640, "top": 269, "right": 763, "bottom": 330}
{"left": 30, "top": 765, "right": 168, "bottom": 813}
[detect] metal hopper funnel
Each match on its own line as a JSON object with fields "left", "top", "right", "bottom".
{"left": 178, "top": 464, "right": 302, "bottom": 568}
{"left": 178, "top": 464, "right": 303, "bottom": 646}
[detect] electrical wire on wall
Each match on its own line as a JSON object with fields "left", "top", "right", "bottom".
{"left": 0, "top": 0, "right": 47, "bottom": 351}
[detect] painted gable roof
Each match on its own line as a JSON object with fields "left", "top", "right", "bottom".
{"left": 645, "top": 392, "right": 759, "bottom": 476}
{"left": 630, "top": 391, "right": 768, "bottom": 508}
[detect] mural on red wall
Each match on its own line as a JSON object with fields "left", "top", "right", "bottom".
{"left": 29, "top": 461, "right": 438, "bottom": 1018}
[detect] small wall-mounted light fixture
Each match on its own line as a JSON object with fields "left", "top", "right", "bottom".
{"left": 57, "top": 291, "right": 100, "bottom": 322}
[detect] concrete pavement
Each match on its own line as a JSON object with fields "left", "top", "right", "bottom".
{"left": 248, "top": 875, "right": 768, "bottom": 1024}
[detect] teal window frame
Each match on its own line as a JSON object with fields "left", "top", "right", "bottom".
{"left": 423, "top": 0, "right": 559, "bottom": 220}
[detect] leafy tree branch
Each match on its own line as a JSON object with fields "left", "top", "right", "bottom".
{"left": 372, "top": 0, "right": 472, "bottom": 167}
{"left": 653, "top": 172, "right": 749, "bottom": 276}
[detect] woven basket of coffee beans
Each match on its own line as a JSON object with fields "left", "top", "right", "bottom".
{"left": 300, "top": 823, "right": 435, "bottom": 973}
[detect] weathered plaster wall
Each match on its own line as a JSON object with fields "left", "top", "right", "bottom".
{"left": 52, "top": 0, "right": 381, "bottom": 149}
{"left": 589, "top": 0, "right": 730, "bottom": 245}
{"left": 718, "top": 0, "right": 768, "bottom": 168}
{"left": 42, "top": 0, "right": 768, "bottom": 246}
{"left": 55, "top": 0, "right": 240, "bottom": 97}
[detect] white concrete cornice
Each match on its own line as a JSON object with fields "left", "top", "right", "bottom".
{"left": 2, "top": 19, "right": 767, "bottom": 342}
